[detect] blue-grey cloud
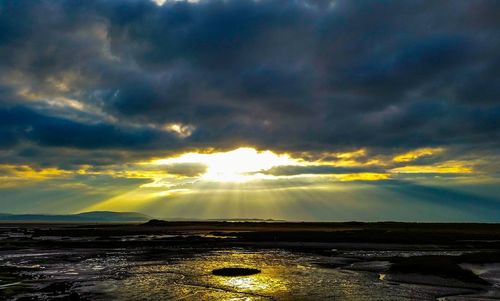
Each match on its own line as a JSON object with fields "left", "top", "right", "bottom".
{"left": 0, "top": 0, "right": 499, "bottom": 160}
{"left": 0, "top": 106, "right": 175, "bottom": 149}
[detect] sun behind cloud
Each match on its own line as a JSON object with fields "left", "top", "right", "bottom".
{"left": 153, "top": 147, "right": 299, "bottom": 182}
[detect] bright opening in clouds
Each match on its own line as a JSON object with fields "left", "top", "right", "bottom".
{"left": 154, "top": 147, "right": 298, "bottom": 182}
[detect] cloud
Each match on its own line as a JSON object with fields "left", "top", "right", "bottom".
{"left": 390, "top": 161, "right": 474, "bottom": 175}
{"left": 260, "top": 165, "right": 383, "bottom": 176}
{"left": 393, "top": 148, "right": 444, "bottom": 163}
{"left": 0, "top": 0, "right": 498, "bottom": 158}
{"left": 0, "top": 106, "right": 181, "bottom": 149}
{"left": 164, "top": 162, "right": 207, "bottom": 177}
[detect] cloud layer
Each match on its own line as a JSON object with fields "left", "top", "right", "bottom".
{"left": 1, "top": 0, "right": 500, "bottom": 158}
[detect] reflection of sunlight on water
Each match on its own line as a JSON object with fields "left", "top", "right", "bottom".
{"left": 223, "top": 276, "right": 267, "bottom": 290}
{"left": 107, "top": 248, "right": 467, "bottom": 300}
{"left": 208, "top": 250, "right": 289, "bottom": 297}
{"left": 116, "top": 249, "right": 290, "bottom": 300}
{"left": 213, "top": 268, "right": 286, "bottom": 294}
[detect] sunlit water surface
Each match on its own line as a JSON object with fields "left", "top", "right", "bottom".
{"left": 1, "top": 248, "right": 494, "bottom": 300}
{"left": 80, "top": 249, "right": 472, "bottom": 300}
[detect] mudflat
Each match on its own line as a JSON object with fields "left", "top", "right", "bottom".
{"left": 1, "top": 221, "right": 500, "bottom": 300}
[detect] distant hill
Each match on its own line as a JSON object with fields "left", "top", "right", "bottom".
{"left": 206, "top": 218, "right": 287, "bottom": 222}
{"left": 0, "top": 211, "right": 152, "bottom": 222}
{"left": 140, "top": 218, "right": 288, "bottom": 226}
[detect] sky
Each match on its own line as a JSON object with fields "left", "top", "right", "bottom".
{"left": 0, "top": 0, "right": 499, "bottom": 221}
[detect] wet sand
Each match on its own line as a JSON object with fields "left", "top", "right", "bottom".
{"left": 1, "top": 221, "right": 500, "bottom": 300}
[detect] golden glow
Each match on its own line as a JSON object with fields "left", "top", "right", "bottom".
{"left": 81, "top": 188, "right": 161, "bottom": 212}
{"left": 2, "top": 146, "right": 487, "bottom": 217}
{"left": 393, "top": 147, "right": 444, "bottom": 162}
{"left": 162, "top": 123, "right": 195, "bottom": 138}
{"left": 206, "top": 251, "right": 288, "bottom": 296}
{"left": 337, "top": 172, "right": 391, "bottom": 181}
{"left": 311, "top": 148, "right": 385, "bottom": 168}
{"left": 390, "top": 161, "right": 473, "bottom": 174}
{"left": 116, "top": 250, "right": 289, "bottom": 300}
{"left": 335, "top": 148, "right": 366, "bottom": 159}
{"left": 153, "top": 147, "right": 298, "bottom": 182}
{"left": 0, "top": 164, "right": 71, "bottom": 180}
{"left": 19, "top": 89, "right": 93, "bottom": 113}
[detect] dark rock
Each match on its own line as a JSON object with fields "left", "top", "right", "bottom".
{"left": 141, "top": 219, "right": 170, "bottom": 227}
{"left": 212, "top": 267, "right": 261, "bottom": 276}
{"left": 389, "top": 256, "right": 490, "bottom": 285}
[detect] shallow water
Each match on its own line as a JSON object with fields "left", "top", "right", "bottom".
{"left": 1, "top": 248, "right": 485, "bottom": 300}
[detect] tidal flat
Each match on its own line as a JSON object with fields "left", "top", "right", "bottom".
{"left": 1, "top": 222, "right": 500, "bottom": 300}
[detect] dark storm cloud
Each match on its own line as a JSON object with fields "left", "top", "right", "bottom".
{"left": 0, "top": 106, "right": 174, "bottom": 149}
{"left": 1, "top": 0, "right": 500, "bottom": 162}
